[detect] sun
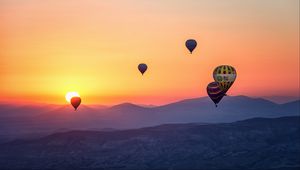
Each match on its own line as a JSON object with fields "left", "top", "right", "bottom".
{"left": 65, "top": 92, "right": 80, "bottom": 103}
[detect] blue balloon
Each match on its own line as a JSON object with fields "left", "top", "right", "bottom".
{"left": 138, "top": 63, "right": 148, "bottom": 75}
{"left": 185, "top": 39, "right": 197, "bottom": 54}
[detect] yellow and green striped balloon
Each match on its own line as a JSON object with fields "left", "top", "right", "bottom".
{"left": 213, "top": 65, "right": 237, "bottom": 94}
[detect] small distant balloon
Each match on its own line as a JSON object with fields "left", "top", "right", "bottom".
{"left": 207, "top": 82, "right": 225, "bottom": 107}
{"left": 71, "top": 97, "right": 81, "bottom": 111}
{"left": 213, "top": 65, "right": 237, "bottom": 94}
{"left": 185, "top": 39, "right": 197, "bottom": 54}
{"left": 138, "top": 63, "right": 148, "bottom": 75}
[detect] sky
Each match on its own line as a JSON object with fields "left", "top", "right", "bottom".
{"left": 0, "top": 0, "right": 299, "bottom": 105}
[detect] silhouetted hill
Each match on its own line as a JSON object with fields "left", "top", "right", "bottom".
{"left": 109, "top": 102, "right": 148, "bottom": 110}
{"left": 0, "top": 116, "right": 299, "bottom": 170}
{"left": 0, "top": 96, "right": 299, "bottom": 142}
{"left": 149, "top": 96, "right": 299, "bottom": 124}
{"left": 280, "top": 100, "right": 300, "bottom": 113}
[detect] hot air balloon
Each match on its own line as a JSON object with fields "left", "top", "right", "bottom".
{"left": 213, "top": 65, "right": 237, "bottom": 94}
{"left": 71, "top": 96, "right": 81, "bottom": 111}
{"left": 185, "top": 39, "right": 197, "bottom": 54}
{"left": 207, "top": 82, "right": 225, "bottom": 107}
{"left": 138, "top": 63, "right": 148, "bottom": 75}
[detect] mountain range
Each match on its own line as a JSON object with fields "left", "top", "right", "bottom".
{"left": 0, "top": 95, "right": 299, "bottom": 142}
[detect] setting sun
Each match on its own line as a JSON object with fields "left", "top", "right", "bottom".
{"left": 65, "top": 92, "right": 80, "bottom": 103}
{"left": 0, "top": 0, "right": 299, "bottom": 106}
{"left": 0, "top": 1, "right": 299, "bottom": 169}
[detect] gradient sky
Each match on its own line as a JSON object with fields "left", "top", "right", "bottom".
{"left": 0, "top": 0, "right": 299, "bottom": 105}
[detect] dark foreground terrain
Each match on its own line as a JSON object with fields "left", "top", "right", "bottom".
{"left": 0, "top": 116, "right": 299, "bottom": 170}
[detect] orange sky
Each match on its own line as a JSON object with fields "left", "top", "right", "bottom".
{"left": 0, "top": 0, "right": 299, "bottom": 105}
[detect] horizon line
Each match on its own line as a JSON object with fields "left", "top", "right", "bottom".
{"left": 1, "top": 95, "right": 299, "bottom": 107}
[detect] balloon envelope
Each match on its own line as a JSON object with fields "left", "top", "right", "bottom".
{"left": 185, "top": 39, "right": 197, "bottom": 53}
{"left": 138, "top": 63, "right": 148, "bottom": 75}
{"left": 207, "top": 82, "right": 225, "bottom": 107}
{"left": 71, "top": 97, "right": 81, "bottom": 110}
{"left": 213, "top": 65, "right": 237, "bottom": 93}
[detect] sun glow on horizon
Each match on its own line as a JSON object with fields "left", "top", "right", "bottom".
{"left": 0, "top": 0, "right": 299, "bottom": 105}
{"left": 65, "top": 92, "right": 80, "bottom": 103}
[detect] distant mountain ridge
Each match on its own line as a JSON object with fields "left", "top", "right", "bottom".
{"left": 0, "top": 95, "right": 299, "bottom": 142}
{"left": 0, "top": 116, "right": 299, "bottom": 170}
